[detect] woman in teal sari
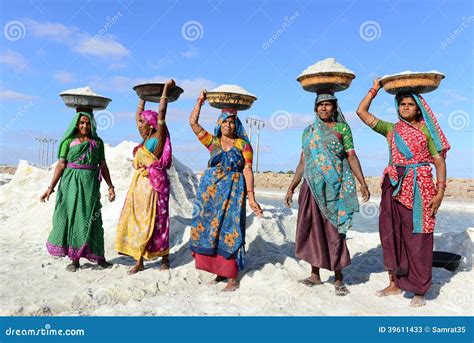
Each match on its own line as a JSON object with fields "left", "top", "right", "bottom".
{"left": 40, "top": 108, "right": 116, "bottom": 271}
{"left": 285, "top": 93, "right": 370, "bottom": 296}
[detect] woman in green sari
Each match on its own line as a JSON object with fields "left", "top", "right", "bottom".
{"left": 40, "top": 109, "right": 116, "bottom": 272}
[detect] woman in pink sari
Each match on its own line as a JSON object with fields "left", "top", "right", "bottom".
{"left": 115, "top": 80, "right": 174, "bottom": 274}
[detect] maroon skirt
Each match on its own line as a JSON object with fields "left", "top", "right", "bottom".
{"left": 295, "top": 180, "right": 351, "bottom": 271}
{"left": 379, "top": 168, "right": 433, "bottom": 295}
{"left": 193, "top": 252, "right": 238, "bottom": 278}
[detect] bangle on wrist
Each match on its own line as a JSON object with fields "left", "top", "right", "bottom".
{"left": 157, "top": 119, "right": 166, "bottom": 125}
{"left": 247, "top": 190, "right": 255, "bottom": 194}
{"left": 368, "top": 88, "right": 378, "bottom": 97}
{"left": 160, "top": 96, "right": 168, "bottom": 101}
{"left": 48, "top": 186, "right": 54, "bottom": 190}
{"left": 108, "top": 185, "right": 115, "bottom": 190}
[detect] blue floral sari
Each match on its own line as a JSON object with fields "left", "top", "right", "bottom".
{"left": 190, "top": 112, "right": 249, "bottom": 266}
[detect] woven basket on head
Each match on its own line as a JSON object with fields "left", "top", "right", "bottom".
{"left": 206, "top": 92, "right": 257, "bottom": 111}
{"left": 380, "top": 73, "right": 445, "bottom": 95}
{"left": 297, "top": 72, "right": 355, "bottom": 93}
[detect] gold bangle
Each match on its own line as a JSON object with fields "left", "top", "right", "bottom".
{"left": 160, "top": 96, "right": 168, "bottom": 101}
{"left": 157, "top": 119, "right": 166, "bottom": 125}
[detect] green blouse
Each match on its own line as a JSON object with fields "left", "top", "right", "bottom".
{"left": 332, "top": 122, "right": 354, "bottom": 152}
{"left": 372, "top": 119, "right": 438, "bottom": 156}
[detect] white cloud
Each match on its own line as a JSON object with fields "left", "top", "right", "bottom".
{"left": 23, "top": 19, "right": 128, "bottom": 59}
{"left": 0, "top": 90, "right": 37, "bottom": 101}
{"left": 0, "top": 50, "right": 29, "bottom": 72}
{"left": 53, "top": 71, "right": 75, "bottom": 84}
{"left": 180, "top": 46, "right": 199, "bottom": 59}
{"left": 24, "top": 19, "right": 76, "bottom": 42}
{"left": 73, "top": 33, "right": 129, "bottom": 58}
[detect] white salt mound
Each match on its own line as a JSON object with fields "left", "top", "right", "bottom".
{"left": 298, "top": 57, "right": 355, "bottom": 78}
{"left": 380, "top": 70, "right": 445, "bottom": 80}
{"left": 0, "top": 142, "right": 472, "bottom": 316}
{"left": 59, "top": 86, "right": 105, "bottom": 97}
{"left": 209, "top": 84, "right": 256, "bottom": 97}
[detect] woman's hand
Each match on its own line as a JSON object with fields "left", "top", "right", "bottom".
{"left": 372, "top": 78, "right": 382, "bottom": 92}
{"left": 40, "top": 188, "right": 54, "bottom": 202}
{"left": 108, "top": 188, "right": 116, "bottom": 202}
{"left": 284, "top": 189, "right": 294, "bottom": 208}
{"left": 249, "top": 198, "right": 263, "bottom": 217}
{"left": 198, "top": 89, "right": 207, "bottom": 104}
{"left": 428, "top": 193, "right": 443, "bottom": 216}
{"left": 165, "top": 79, "right": 175, "bottom": 89}
{"left": 360, "top": 185, "right": 370, "bottom": 202}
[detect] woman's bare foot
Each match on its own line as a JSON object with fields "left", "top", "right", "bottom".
{"left": 375, "top": 285, "right": 402, "bottom": 297}
{"left": 128, "top": 258, "right": 144, "bottom": 275}
{"left": 160, "top": 255, "right": 170, "bottom": 271}
{"left": 66, "top": 260, "right": 80, "bottom": 272}
{"left": 409, "top": 295, "right": 426, "bottom": 307}
{"left": 222, "top": 278, "right": 239, "bottom": 292}
{"left": 98, "top": 260, "right": 112, "bottom": 269}
{"left": 298, "top": 275, "right": 322, "bottom": 287}
{"left": 209, "top": 275, "right": 227, "bottom": 285}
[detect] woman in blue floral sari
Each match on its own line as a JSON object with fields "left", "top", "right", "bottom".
{"left": 189, "top": 90, "right": 263, "bottom": 292}
{"left": 285, "top": 93, "right": 370, "bottom": 296}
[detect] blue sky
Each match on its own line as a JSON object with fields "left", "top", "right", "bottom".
{"left": 1, "top": 0, "right": 473, "bottom": 177}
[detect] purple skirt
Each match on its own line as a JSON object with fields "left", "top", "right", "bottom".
{"left": 379, "top": 168, "right": 433, "bottom": 295}
{"left": 295, "top": 180, "right": 351, "bottom": 271}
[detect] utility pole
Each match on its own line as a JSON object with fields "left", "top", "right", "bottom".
{"left": 245, "top": 117, "right": 265, "bottom": 173}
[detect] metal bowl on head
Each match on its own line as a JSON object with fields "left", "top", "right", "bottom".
{"left": 380, "top": 71, "right": 445, "bottom": 95}
{"left": 206, "top": 92, "right": 257, "bottom": 111}
{"left": 60, "top": 94, "right": 112, "bottom": 110}
{"left": 297, "top": 72, "right": 355, "bottom": 93}
{"left": 133, "top": 83, "right": 184, "bottom": 103}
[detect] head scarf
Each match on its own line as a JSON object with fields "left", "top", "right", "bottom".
{"left": 213, "top": 109, "right": 250, "bottom": 144}
{"left": 58, "top": 111, "right": 101, "bottom": 158}
{"left": 394, "top": 93, "right": 450, "bottom": 158}
{"left": 141, "top": 110, "right": 158, "bottom": 129}
{"left": 314, "top": 93, "right": 348, "bottom": 125}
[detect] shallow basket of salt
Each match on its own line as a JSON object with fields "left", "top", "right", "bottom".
{"left": 206, "top": 85, "right": 257, "bottom": 111}
{"left": 59, "top": 86, "right": 112, "bottom": 110}
{"left": 133, "top": 83, "right": 184, "bottom": 103}
{"left": 379, "top": 71, "right": 445, "bottom": 95}
{"left": 297, "top": 58, "right": 356, "bottom": 93}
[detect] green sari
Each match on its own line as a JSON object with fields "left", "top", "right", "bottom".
{"left": 46, "top": 112, "right": 107, "bottom": 262}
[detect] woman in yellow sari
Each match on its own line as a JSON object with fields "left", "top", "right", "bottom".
{"left": 115, "top": 80, "right": 174, "bottom": 274}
